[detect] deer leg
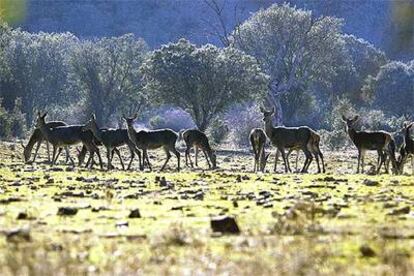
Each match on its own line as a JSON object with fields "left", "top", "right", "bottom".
{"left": 106, "top": 149, "right": 112, "bottom": 171}
{"left": 144, "top": 150, "right": 152, "bottom": 171}
{"left": 126, "top": 145, "right": 135, "bottom": 170}
{"left": 32, "top": 140, "right": 42, "bottom": 163}
{"left": 376, "top": 150, "right": 384, "bottom": 174}
{"left": 274, "top": 150, "right": 279, "bottom": 173}
{"left": 53, "top": 147, "right": 62, "bottom": 166}
{"left": 187, "top": 146, "right": 194, "bottom": 168}
{"left": 279, "top": 148, "right": 289, "bottom": 173}
{"left": 361, "top": 150, "right": 366, "bottom": 174}
{"left": 295, "top": 150, "right": 299, "bottom": 172}
{"left": 135, "top": 148, "right": 143, "bottom": 171}
{"left": 314, "top": 151, "right": 321, "bottom": 173}
{"left": 65, "top": 147, "right": 75, "bottom": 167}
{"left": 46, "top": 141, "right": 50, "bottom": 162}
{"left": 356, "top": 150, "right": 361, "bottom": 174}
{"left": 318, "top": 148, "right": 325, "bottom": 173}
{"left": 50, "top": 146, "right": 57, "bottom": 166}
{"left": 203, "top": 149, "right": 211, "bottom": 169}
{"left": 172, "top": 147, "right": 180, "bottom": 171}
{"left": 160, "top": 147, "right": 171, "bottom": 171}
{"left": 115, "top": 148, "right": 125, "bottom": 170}
{"left": 411, "top": 155, "right": 414, "bottom": 175}
{"left": 195, "top": 146, "right": 199, "bottom": 167}
{"left": 301, "top": 146, "right": 313, "bottom": 173}
{"left": 286, "top": 149, "right": 292, "bottom": 173}
{"left": 95, "top": 148, "right": 103, "bottom": 170}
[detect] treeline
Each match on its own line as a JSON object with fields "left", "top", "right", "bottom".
{"left": 0, "top": 4, "right": 413, "bottom": 147}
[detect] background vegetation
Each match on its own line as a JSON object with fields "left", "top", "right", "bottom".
{"left": 0, "top": 1, "right": 413, "bottom": 149}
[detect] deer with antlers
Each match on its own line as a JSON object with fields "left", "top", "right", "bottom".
{"left": 342, "top": 115, "right": 398, "bottom": 174}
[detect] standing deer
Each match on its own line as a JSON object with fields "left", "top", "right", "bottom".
{"left": 82, "top": 114, "right": 141, "bottom": 170}
{"left": 181, "top": 129, "right": 217, "bottom": 169}
{"left": 260, "top": 107, "right": 325, "bottom": 173}
{"left": 249, "top": 128, "right": 269, "bottom": 172}
{"left": 21, "top": 121, "right": 66, "bottom": 163}
{"left": 342, "top": 115, "right": 397, "bottom": 174}
{"left": 398, "top": 122, "right": 414, "bottom": 174}
{"left": 123, "top": 114, "right": 180, "bottom": 171}
{"left": 35, "top": 112, "right": 103, "bottom": 169}
{"left": 260, "top": 106, "right": 321, "bottom": 173}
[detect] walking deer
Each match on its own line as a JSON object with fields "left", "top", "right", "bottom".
{"left": 249, "top": 128, "right": 269, "bottom": 172}
{"left": 342, "top": 115, "right": 397, "bottom": 174}
{"left": 260, "top": 106, "right": 324, "bottom": 173}
{"left": 123, "top": 114, "right": 180, "bottom": 171}
{"left": 83, "top": 114, "right": 141, "bottom": 170}
{"left": 181, "top": 129, "right": 217, "bottom": 169}
{"left": 36, "top": 112, "right": 103, "bottom": 169}
{"left": 398, "top": 122, "right": 414, "bottom": 174}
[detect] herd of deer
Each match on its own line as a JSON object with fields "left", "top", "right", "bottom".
{"left": 20, "top": 108, "right": 414, "bottom": 175}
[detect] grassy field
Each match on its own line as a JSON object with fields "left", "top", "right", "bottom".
{"left": 0, "top": 141, "right": 414, "bottom": 275}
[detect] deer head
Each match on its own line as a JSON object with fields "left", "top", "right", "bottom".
{"left": 35, "top": 112, "right": 48, "bottom": 128}
{"left": 341, "top": 115, "right": 359, "bottom": 130}
{"left": 260, "top": 106, "right": 275, "bottom": 123}
{"left": 122, "top": 113, "right": 138, "bottom": 127}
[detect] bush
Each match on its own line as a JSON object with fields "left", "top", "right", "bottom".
{"left": 149, "top": 108, "right": 195, "bottom": 132}
{"left": 206, "top": 119, "right": 229, "bottom": 146}
{"left": 225, "top": 103, "right": 262, "bottom": 147}
{"left": 0, "top": 97, "right": 26, "bottom": 139}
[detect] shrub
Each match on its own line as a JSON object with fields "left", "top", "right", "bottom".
{"left": 0, "top": 97, "right": 26, "bottom": 139}
{"left": 149, "top": 108, "right": 195, "bottom": 132}
{"left": 225, "top": 103, "right": 262, "bottom": 147}
{"left": 206, "top": 119, "right": 229, "bottom": 146}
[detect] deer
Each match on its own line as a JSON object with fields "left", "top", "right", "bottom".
{"left": 21, "top": 121, "right": 66, "bottom": 163}
{"left": 82, "top": 114, "right": 142, "bottom": 170}
{"left": 35, "top": 112, "right": 103, "bottom": 169}
{"left": 249, "top": 128, "right": 269, "bottom": 172}
{"left": 260, "top": 106, "right": 323, "bottom": 173}
{"left": 181, "top": 129, "right": 217, "bottom": 169}
{"left": 123, "top": 114, "right": 180, "bottom": 171}
{"left": 342, "top": 115, "right": 397, "bottom": 174}
{"left": 397, "top": 122, "right": 414, "bottom": 174}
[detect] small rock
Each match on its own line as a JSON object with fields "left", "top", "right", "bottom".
{"left": 363, "top": 179, "right": 379, "bottom": 186}
{"left": 210, "top": 216, "right": 240, "bottom": 234}
{"left": 57, "top": 207, "right": 78, "bottom": 216}
{"left": 360, "top": 245, "right": 376, "bottom": 257}
{"left": 128, "top": 209, "right": 141, "bottom": 218}
{"left": 16, "top": 212, "right": 28, "bottom": 220}
{"left": 6, "top": 227, "right": 31, "bottom": 242}
{"left": 387, "top": 206, "right": 410, "bottom": 216}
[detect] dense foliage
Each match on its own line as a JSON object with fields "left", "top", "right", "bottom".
{"left": 141, "top": 39, "right": 268, "bottom": 131}
{"left": 0, "top": 3, "right": 412, "bottom": 140}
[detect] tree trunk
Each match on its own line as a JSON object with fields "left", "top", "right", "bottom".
{"left": 266, "top": 92, "right": 283, "bottom": 126}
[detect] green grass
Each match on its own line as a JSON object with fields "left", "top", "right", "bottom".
{"left": 0, "top": 142, "right": 413, "bottom": 275}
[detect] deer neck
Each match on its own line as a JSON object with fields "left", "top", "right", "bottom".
{"left": 347, "top": 126, "right": 357, "bottom": 142}
{"left": 90, "top": 125, "right": 103, "bottom": 142}
{"left": 38, "top": 124, "right": 53, "bottom": 142}
{"left": 264, "top": 119, "right": 274, "bottom": 137}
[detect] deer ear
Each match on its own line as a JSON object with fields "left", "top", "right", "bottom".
{"left": 353, "top": 115, "right": 359, "bottom": 122}
{"left": 271, "top": 106, "right": 275, "bottom": 114}
{"left": 408, "top": 122, "right": 414, "bottom": 129}
{"left": 259, "top": 106, "right": 265, "bottom": 113}
{"left": 42, "top": 112, "right": 48, "bottom": 119}
{"left": 92, "top": 113, "right": 96, "bottom": 120}
{"left": 133, "top": 113, "right": 138, "bottom": 120}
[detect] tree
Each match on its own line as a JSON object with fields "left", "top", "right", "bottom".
{"left": 232, "top": 3, "right": 344, "bottom": 124}
{"left": 362, "top": 61, "right": 414, "bottom": 117}
{"left": 69, "top": 34, "right": 148, "bottom": 125}
{"left": 0, "top": 20, "right": 10, "bottom": 80}
{"left": 0, "top": 30, "right": 77, "bottom": 124}
{"left": 141, "top": 39, "right": 268, "bottom": 131}
{"left": 330, "top": 34, "right": 387, "bottom": 104}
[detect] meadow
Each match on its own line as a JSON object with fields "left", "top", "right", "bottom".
{"left": 0, "top": 141, "right": 413, "bottom": 275}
